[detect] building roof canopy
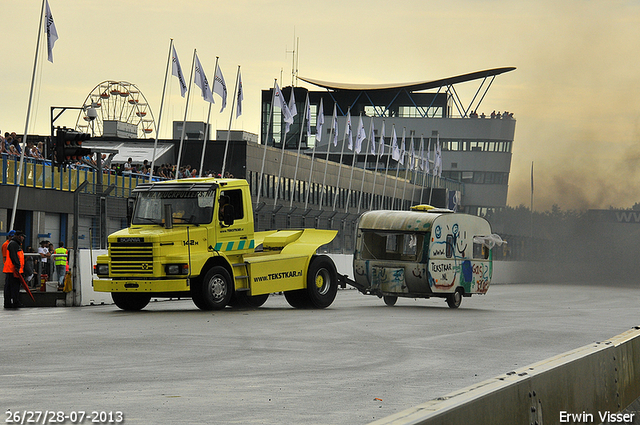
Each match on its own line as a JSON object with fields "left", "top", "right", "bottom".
{"left": 298, "top": 67, "right": 516, "bottom": 92}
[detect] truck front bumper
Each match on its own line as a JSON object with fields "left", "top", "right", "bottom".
{"left": 93, "top": 278, "right": 191, "bottom": 293}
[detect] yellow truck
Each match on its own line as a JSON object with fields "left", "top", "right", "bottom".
{"left": 93, "top": 178, "right": 339, "bottom": 311}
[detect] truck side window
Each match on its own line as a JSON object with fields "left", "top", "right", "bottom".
{"left": 446, "top": 235, "right": 454, "bottom": 258}
{"left": 220, "top": 189, "right": 244, "bottom": 220}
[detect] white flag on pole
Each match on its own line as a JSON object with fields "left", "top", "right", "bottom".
{"left": 378, "top": 121, "right": 385, "bottom": 157}
{"left": 409, "top": 137, "right": 415, "bottom": 170}
{"left": 428, "top": 138, "right": 433, "bottom": 175}
{"left": 305, "top": 95, "right": 311, "bottom": 138}
{"left": 171, "top": 46, "right": 187, "bottom": 97}
{"left": 315, "top": 98, "right": 324, "bottom": 142}
{"left": 285, "top": 88, "right": 297, "bottom": 133}
{"left": 194, "top": 54, "right": 214, "bottom": 103}
{"left": 391, "top": 127, "right": 400, "bottom": 161}
{"left": 288, "top": 89, "right": 297, "bottom": 117}
{"left": 332, "top": 103, "right": 338, "bottom": 147}
{"left": 213, "top": 63, "right": 227, "bottom": 112}
{"left": 398, "top": 131, "right": 405, "bottom": 165}
{"left": 236, "top": 69, "right": 243, "bottom": 118}
{"left": 426, "top": 138, "right": 431, "bottom": 174}
{"left": 274, "top": 83, "right": 294, "bottom": 124}
{"left": 45, "top": 0, "right": 58, "bottom": 63}
{"left": 369, "top": 118, "right": 376, "bottom": 155}
{"left": 435, "top": 138, "right": 442, "bottom": 177}
{"left": 355, "top": 115, "right": 366, "bottom": 154}
{"left": 345, "top": 110, "right": 353, "bottom": 150}
{"left": 419, "top": 135, "right": 425, "bottom": 171}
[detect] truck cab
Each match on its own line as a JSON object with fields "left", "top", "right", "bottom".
{"left": 93, "top": 178, "right": 339, "bottom": 311}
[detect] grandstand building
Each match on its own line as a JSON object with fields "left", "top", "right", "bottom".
{"left": 260, "top": 67, "right": 516, "bottom": 215}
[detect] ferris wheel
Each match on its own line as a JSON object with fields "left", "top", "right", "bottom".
{"left": 75, "top": 81, "right": 156, "bottom": 139}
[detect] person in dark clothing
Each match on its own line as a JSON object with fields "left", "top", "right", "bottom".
{"left": 3, "top": 231, "right": 25, "bottom": 309}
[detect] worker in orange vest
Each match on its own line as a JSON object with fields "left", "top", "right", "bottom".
{"left": 3, "top": 230, "right": 25, "bottom": 309}
{"left": 2, "top": 230, "right": 15, "bottom": 265}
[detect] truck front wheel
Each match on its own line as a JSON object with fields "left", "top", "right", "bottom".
{"left": 197, "top": 266, "right": 233, "bottom": 310}
{"left": 112, "top": 292, "right": 151, "bottom": 311}
{"left": 306, "top": 255, "right": 338, "bottom": 309}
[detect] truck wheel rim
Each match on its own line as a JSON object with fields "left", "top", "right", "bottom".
{"left": 210, "top": 275, "right": 226, "bottom": 300}
{"left": 315, "top": 269, "right": 330, "bottom": 296}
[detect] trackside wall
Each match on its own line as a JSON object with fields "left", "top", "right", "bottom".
{"left": 368, "top": 327, "right": 640, "bottom": 425}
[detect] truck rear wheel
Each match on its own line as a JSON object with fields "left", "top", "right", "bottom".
{"left": 284, "top": 290, "right": 311, "bottom": 309}
{"left": 306, "top": 255, "right": 338, "bottom": 309}
{"left": 197, "top": 266, "right": 233, "bottom": 310}
{"left": 111, "top": 292, "right": 151, "bottom": 311}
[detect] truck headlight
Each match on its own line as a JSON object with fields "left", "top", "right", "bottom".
{"left": 165, "top": 264, "right": 189, "bottom": 275}
{"left": 95, "top": 264, "right": 109, "bottom": 275}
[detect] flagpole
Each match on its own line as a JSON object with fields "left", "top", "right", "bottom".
{"left": 290, "top": 94, "right": 309, "bottom": 209}
{"left": 256, "top": 79, "right": 277, "bottom": 205}
{"left": 400, "top": 150, "right": 408, "bottom": 210}
{"left": 401, "top": 136, "right": 412, "bottom": 210}
{"left": 369, "top": 120, "right": 384, "bottom": 211}
{"left": 220, "top": 65, "right": 240, "bottom": 177}
{"left": 392, "top": 128, "right": 405, "bottom": 210}
{"left": 419, "top": 135, "right": 427, "bottom": 203}
{"left": 410, "top": 136, "right": 418, "bottom": 208}
{"left": 149, "top": 39, "right": 173, "bottom": 182}
{"left": 200, "top": 56, "right": 219, "bottom": 178}
{"left": 530, "top": 161, "right": 534, "bottom": 239}
{"left": 318, "top": 103, "right": 335, "bottom": 209}
{"left": 176, "top": 49, "right": 197, "bottom": 176}
{"left": 332, "top": 107, "right": 349, "bottom": 211}
{"left": 332, "top": 134, "right": 347, "bottom": 211}
{"left": 304, "top": 98, "right": 322, "bottom": 210}
{"left": 357, "top": 117, "right": 374, "bottom": 213}
{"left": 10, "top": 0, "right": 46, "bottom": 230}
{"left": 381, "top": 124, "right": 393, "bottom": 210}
{"left": 345, "top": 114, "right": 361, "bottom": 213}
{"left": 344, "top": 141, "right": 357, "bottom": 214}
{"left": 428, "top": 135, "right": 437, "bottom": 205}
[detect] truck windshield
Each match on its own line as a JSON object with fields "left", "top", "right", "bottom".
{"left": 132, "top": 190, "right": 215, "bottom": 225}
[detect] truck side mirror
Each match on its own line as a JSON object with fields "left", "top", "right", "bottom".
{"left": 164, "top": 204, "right": 173, "bottom": 229}
{"left": 222, "top": 205, "right": 235, "bottom": 226}
{"left": 126, "top": 197, "right": 135, "bottom": 226}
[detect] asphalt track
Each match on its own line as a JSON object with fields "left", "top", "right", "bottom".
{"left": 1, "top": 282, "right": 639, "bottom": 425}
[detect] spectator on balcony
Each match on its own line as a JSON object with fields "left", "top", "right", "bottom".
{"left": 123, "top": 157, "right": 133, "bottom": 174}
{"left": 6, "top": 137, "right": 19, "bottom": 156}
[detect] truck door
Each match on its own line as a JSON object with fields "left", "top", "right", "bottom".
{"left": 214, "top": 188, "right": 253, "bottom": 253}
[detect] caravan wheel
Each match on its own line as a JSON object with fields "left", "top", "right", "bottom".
{"left": 383, "top": 296, "right": 398, "bottom": 306}
{"left": 446, "top": 289, "right": 463, "bottom": 309}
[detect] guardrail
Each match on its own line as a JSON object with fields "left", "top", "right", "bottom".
{"left": 369, "top": 327, "right": 640, "bottom": 425}
{"left": 1, "top": 153, "right": 152, "bottom": 197}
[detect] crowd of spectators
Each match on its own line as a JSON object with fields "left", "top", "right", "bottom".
{"left": 0, "top": 131, "right": 47, "bottom": 159}
{"left": 2, "top": 131, "right": 235, "bottom": 182}
{"left": 469, "top": 110, "right": 515, "bottom": 119}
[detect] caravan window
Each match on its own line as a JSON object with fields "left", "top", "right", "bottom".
{"left": 473, "top": 239, "right": 490, "bottom": 259}
{"left": 360, "top": 231, "right": 425, "bottom": 262}
{"left": 446, "top": 235, "right": 454, "bottom": 258}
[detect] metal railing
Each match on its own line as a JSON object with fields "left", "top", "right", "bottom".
{"left": 1, "top": 153, "right": 154, "bottom": 198}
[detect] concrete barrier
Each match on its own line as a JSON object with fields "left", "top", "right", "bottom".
{"left": 368, "top": 327, "right": 640, "bottom": 425}
{"left": 78, "top": 249, "right": 111, "bottom": 306}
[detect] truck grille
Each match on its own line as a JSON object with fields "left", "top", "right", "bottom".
{"left": 109, "top": 242, "right": 154, "bottom": 276}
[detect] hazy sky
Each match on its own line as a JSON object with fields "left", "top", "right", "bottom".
{"left": 2, "top": 0, "right": 640, "bottom": 211}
